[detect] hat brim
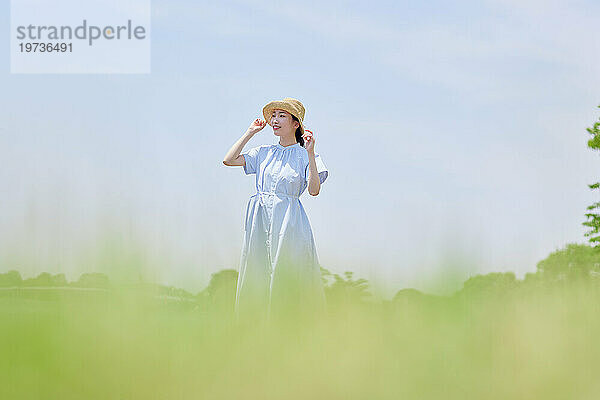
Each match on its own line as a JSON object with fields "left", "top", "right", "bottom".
{"left": 262, "top": 101, "right": 305, "bottom": 137}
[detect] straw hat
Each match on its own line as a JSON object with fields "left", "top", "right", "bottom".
{"left": 262, "top": 97, "right": 306, "bottom": 137}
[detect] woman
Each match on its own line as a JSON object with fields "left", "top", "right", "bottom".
{"left": 222, "top": 97, "right": 329, "bottom": 328}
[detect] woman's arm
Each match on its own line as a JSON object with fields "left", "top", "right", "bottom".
{"left": 222, "top": 131, "right": 253, "bottom": 166}
{"left": 306, "top": 150, "right": 321, "bottom": 196}
{"left": 303, "top": 129, "right": 321, "bottom": 196}
{"left": 222, "top": 119, "right": 266, "bottom": 166}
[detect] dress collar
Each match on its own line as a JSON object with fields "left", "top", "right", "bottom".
{"left": 275, "top": 142, "right": 300, "bottom": 150}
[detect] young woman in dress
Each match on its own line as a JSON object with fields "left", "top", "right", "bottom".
{"left": 222, "top": 98, "right": 329, "bottom": 328}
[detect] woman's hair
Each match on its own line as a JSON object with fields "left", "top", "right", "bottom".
{"left": 291, "top": 115, "right": 305, "bottom": 147}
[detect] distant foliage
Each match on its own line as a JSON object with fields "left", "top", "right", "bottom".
{"left": 22, "top": 272, "right": 67, "bottom": 287}
{"left": 392, "top": 288, "right": 442, "bottom": 307}
{"left": 583, "top": 105, "right": 600, "bottom": 246}
{"left": 196, "top": 269, "right": 238, "bottom": 313}
{"left": 156, "top": 285, "right": 194, "bottom": 299}
{"left": 3, "top": 242, "right": 600, "bottom": 311}
{"left": 461, "top": 272, "right": 519, "bottom": 294}
{"left": 70, "top": 272, "right": 110, "bottom": 289}
{"left": 0, "top": 270, "right": 23, "bottom": 287}
{"left": 535, "top": 243, "right": 600, "bottom": 282}
{"left": 320, "top": 267, "right": 372, "bottom": 306}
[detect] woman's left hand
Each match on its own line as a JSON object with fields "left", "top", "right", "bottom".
{"left": 303, "top": 129, "right": 315, "bottom": 153}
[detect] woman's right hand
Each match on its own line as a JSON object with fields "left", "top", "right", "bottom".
{"left": 247, "top": 118, "right": 267, "bottom": 135}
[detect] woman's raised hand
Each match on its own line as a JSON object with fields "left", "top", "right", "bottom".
{"left": 303, "top": 129, "right": 316, "bottom": 153}
{"left": 247, "top": 118, "right": 267, "bottom": 135}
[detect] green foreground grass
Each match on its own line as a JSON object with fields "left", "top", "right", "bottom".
{"left": 2, "top": 280, "right": 600, "bottom": 399}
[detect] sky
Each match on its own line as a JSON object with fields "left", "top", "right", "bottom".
{"left": 1, "top": 0, "right": 599, "bottom": 298}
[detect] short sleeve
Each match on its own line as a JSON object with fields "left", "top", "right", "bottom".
{"left": 305, "top": 153, "right": 329, "bottom": 184}
{"left": 241, "top": 146, "right": 262, "bottom": 175}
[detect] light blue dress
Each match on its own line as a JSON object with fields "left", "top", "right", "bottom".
{"left": 235, "top": 142, "right": 329, "bottom": 325}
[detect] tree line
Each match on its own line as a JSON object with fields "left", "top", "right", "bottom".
{"left": 1, "top": 241, "right": 599, "bottom": 309}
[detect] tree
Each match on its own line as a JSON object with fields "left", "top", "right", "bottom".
{"left": 583, "top": 105, "right": 600, "bottom": 246}
{"left": 22, "top": 272, "right": 67, "bottom": 287}
{"left": 320, "top": 268, "right": 372, "bottom": 307}
{"left": 197, "top": 269, "right": 238, "bottom": 313}
{"left": 0, "top": 270, "right": 23, "bottom": 287}
{"left": 536, "top": 243, "right": 600, "bottom": 282}
{"left": 459, "top": 271, "right": 519, "bottom": 297}
{"left": 71, "top": 272, "right": 110, "bottom": 289}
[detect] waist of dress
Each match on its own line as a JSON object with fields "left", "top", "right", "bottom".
{"left": 253, "top": 190, "right": 300, "bottom": 199}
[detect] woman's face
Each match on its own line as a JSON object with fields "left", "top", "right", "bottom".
{"left": 270, "top": 109, "right": 299, "bottom": 138}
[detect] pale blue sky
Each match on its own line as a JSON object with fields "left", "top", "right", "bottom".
{"left": 1, "top": 0, "right": 599, "bottom": 297}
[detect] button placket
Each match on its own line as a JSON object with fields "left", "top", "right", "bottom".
{"left": 266, "top": 236, "right": 273, "bottom": 273}
{"left": 265, "top": 195, "right": 273, "bottom": 273}
{"left": 271, "top": 160, "right": 280, "bottom": 191}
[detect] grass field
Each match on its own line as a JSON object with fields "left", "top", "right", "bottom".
{"left": 2, "top": 280, "right": 600, "bottom": 399}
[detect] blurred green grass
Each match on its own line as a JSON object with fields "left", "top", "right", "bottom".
{"left": 2, "top": 243, "right": 600, "bottom": 399}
